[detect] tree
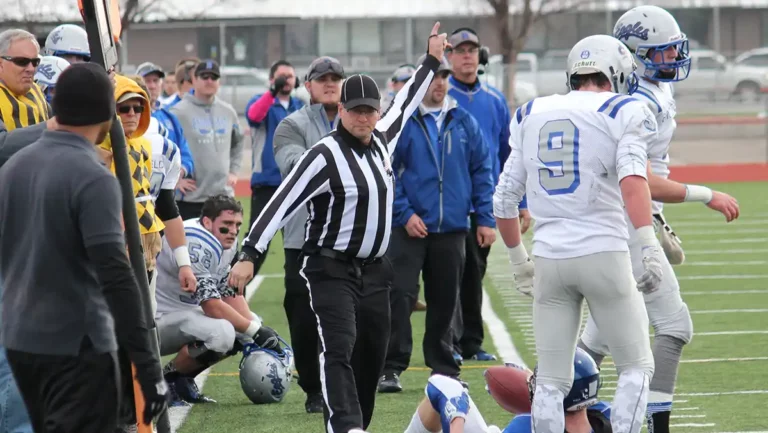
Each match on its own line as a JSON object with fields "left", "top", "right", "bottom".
{"left": 483, "top": 0, "right": 605, "bottom": 105}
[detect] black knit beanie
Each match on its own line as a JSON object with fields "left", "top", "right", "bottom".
{"left": 53, "top": 63, "right": 115, "bottom": 126}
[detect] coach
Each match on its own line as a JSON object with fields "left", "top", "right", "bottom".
{"left": 0, "top": 63, "right": 167, "bottom": 432}
{"left": 271, "top": 55, "right": 345, "bottom": 414}
{"left": 229, "top": 23, "right": 448, "bottom": 433}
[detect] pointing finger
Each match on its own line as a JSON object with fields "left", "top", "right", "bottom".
{"left": 431, "top": 21, "right": 440, "bottom": 35}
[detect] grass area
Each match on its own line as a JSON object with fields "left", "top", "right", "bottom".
{"left": 178, "top": 182, "right": 768, "bottom": 432}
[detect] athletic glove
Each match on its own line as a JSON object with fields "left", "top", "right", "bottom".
{"left": 507, "top": 244, "right": 535, "bottom": 297}
{"left": 635, "top": 225, "right": 664, "bottom": 294}
{"left": 426, "top": 375, "right": 471, "bottom": 433}
{"left": 270, "top": 76, "right": 288, "bottom": 97}
{"left": 133, "top": 358, "right": 170, "bottom": 424}
{"left": 252, "top": 325, "right": 282, "bottom": 353}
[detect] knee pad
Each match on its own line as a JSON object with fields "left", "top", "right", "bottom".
{"left": 187, "top": 341, "right": 228, "bottom": 366}
{"left": 652, "top": 303, "right": 693, "bottom": 345}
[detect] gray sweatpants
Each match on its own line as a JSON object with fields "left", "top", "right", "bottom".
{"left": 533, "top": 251, "right": 654, "bottom": 392}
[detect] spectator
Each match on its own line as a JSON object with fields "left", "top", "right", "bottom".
{"left": 271, "top": 55, "right": 345, "bottom": 414}
{"left": 380, "top": 63, "right": 416, "bottom": 113}
{"left": 159, "top": 72, "right": 178, "bottom": 106}
{"left": 136, "top": 62, "right": 195, "bottom": 182}
{"left": 42, "top": 24, "right": 90, "bottom": 64}
{"left": 378, "top": 54, "right": 495, "bottom": 393}
{"left": 171, "top": 59, "right": 244, "bottom": 220}
{"left": 446, "top": 27, "right": 530, "bottom": 363}
{"left": 0, "top": 29, "right": 49, "bottom": 130}
{"left": 244, "top": 60, "right": 304, "bottom": 273}
{"left": 165, "top": 57, "right": 200, "bottom": 108}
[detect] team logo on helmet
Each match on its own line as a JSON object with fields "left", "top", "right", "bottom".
{"left": 36, "top": 63, "right": 56, "bottom": 81}
{"left": 50, "top": 30, "right": 63, "bottom": 44}
{"left": 580, "top": 50, "right": 590, "bottom": 59}
{"left": 615, "top": 21, "right": 650, "bottom": 41}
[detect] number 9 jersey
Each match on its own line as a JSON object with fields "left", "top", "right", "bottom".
{"left": 493, "top": 91, "right": 658, "bottom": 260}
{"left": 154, "top": 218, "right": 237, "bottom": 317}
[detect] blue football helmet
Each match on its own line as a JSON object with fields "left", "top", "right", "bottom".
{"left": 613, "top": 5, "right": 691, "bottom": 82}
{"left": 528, "top": 347, "right": 602, "bottom": 412}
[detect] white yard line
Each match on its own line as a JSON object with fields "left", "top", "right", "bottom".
{"left": 694, "top": 331, "right": 768, "bottom": 336}
{"left": 686, "top": 238, "right": 768, "bottom": 245}
{"left": 680, "top": 228, "right": 768, "bottom": 236}
{"left": 678, "top": 274, "right": 767, "bottom": 280}
{"left": 682, "top": 260, "right": 768, "bottom": 266}
{"left": 682, "top": 289, "right": 768, "bottom": 295}
{"left": 670, "top": 423, "right": 716, "bottom": 428}
{"left": 672, "top": 415, "right": 707, "bottom": 419}
{"left": 482, "top": 288, "right": 526, "bottom": 368}
{"left": 685, "top": 249, "right": 768, "bottom": 255}
{"left": 170, "top": 275, "right": 264, "bottom": 433}
{"left": 673, "top": 220, "right": 766, "bottom": 228}
{"left": 691, "top": 309, "right": 768, "bottom": 314}
{"left": 663, "top": 212, "right": 768, "bottom": 221}
{"left": 676, "top": 390, "right": 768, "bottom": 396}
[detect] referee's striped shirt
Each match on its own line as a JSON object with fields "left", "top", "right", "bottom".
{"left": 243, "top": 55, "right": 440, "bottom": 260}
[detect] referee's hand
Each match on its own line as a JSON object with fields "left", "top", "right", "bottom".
{"left": 229, "top": 260, "right": 254, "bottom": 294}
{"left": 427, "top": 22, "right": 450, "bottom": 61}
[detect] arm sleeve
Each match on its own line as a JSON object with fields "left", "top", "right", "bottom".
{"left": 242, "top": 146, "right": 331, "bottom": 253}
{"left": 273, "top": 116, "right": 309, "bottom": 177}
{"left": 376, "top": 55, "right": 439, "bottom": 155}
{"left": 155, "top": 189, "right": 180, "bottom": 221}
{"left": 246, "top": 93, "right": 275, "bottom": 125}
{"left": 616, "top": 103, "right": 656, "bottom": 182}
{"left": 229, "top": 115, "right": 245, "bottom": 174}
{"left": 467, "top": 117, "right": 496, "bottom": 228}
{"left": 493, "top": 122, "right": 527, "bottom": 220}
{"left": 391, "top": 130, "right": 415, "bottom": 227}
{"left": 0, "top": 121, "right": 47, "bottom": 169}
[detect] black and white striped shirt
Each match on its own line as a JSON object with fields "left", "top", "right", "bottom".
{"left": 242, "top": 55, "right": 440, "bottom": 260}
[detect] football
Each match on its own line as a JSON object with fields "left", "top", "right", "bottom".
{"left": 484, "top": 363, "right": 533, "bottom": 414}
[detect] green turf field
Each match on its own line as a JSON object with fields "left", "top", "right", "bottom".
{"left": 176, "top": 181, "right": 768, "bottom": 433}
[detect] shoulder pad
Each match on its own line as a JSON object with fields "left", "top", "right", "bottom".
{"left": 631, "top": 88, "right": 662, "bottom": 114}
{"left": 596, "top": 94, "right": 639, "bottom": 119}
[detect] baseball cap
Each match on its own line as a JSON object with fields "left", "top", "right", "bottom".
{"left": 448, "top": 29, "right": 480, "bottom": 49}
{"left": 194, "top": 59, "right": 220, "bottom": 78}
{"left": 341, "top": 74, "right": 380, "bottom": 111}
{"left": 135, "top": 62, "right": 165, "bottom": 78}
{"left": 306, "top": 56, "right": 344, "bottom": 81}
{"left": 116, "top": 91, "right": 147, "bottom": 104}
{"left": 391, "top": 64, "right": 416, "bottom": 83}
{"left": 415, "top": 55, "right": 451, "bottom": 74}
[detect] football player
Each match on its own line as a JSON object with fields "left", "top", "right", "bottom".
{"left": 404, "top": 349, "right": 607, "bottom": 433}
{"left": 42, "top": 24, "right": 90, "bottom": 63}
{"left": 579, "top": 7, "right": 739, "bottom": 433}
{"left": 154, "top": 195, "right": 283, "bottom": 405}
{"left": 33, "top": 56, "right": 70, "bottom": 104}
{"left": 494, "top": 34, "right": 659, "bottom": 433}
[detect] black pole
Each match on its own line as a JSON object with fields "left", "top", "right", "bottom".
{"left": 79, "top": 2, "right": 170, "bottom": 432}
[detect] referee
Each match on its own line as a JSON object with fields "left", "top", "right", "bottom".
{"left": 229, "top": 22, "right": 449, "bottom": 433}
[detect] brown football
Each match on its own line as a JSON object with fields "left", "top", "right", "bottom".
{"left": 484, "top": 364, "right": 533, "bottom": 414}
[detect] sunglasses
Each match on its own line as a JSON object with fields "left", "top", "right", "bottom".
{"left": 308, "top": 61, "right": 344, "bottom": 80}
{"left": 117, "top": 104, "right": 145, "bottom": 114}
{"left": 2, "top": 56, "right": 40, "bottom": 68}
{"left": 197, "top": 73, "right": 219, "bottom": 81}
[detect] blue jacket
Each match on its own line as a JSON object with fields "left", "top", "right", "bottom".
{"left": 152, "top": 107, "right": 194, "bottom": 176}
{"left": 245, "top": 94, "right": 304, "bottom": 187}
{"left": 393, "top": 98, "right": 495, "bottom": 233}
{"left": 449, "top": 76, "right": 527, "bottom": 210}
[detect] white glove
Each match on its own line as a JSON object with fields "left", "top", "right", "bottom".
{"left": 635, "top": 225, "right": 664, "bottom": 294}
{"left": 653, "top": 214, "right": 685, "bottom": 265}
{"left": 507, "top": 244, "right": 535, "bottom": 297}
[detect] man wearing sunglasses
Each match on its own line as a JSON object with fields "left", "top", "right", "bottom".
{"left": 171, "top": 60, "right": 244, "bottom": 220}
{"left": 0, "top": 29, "right": 49, "bottom": 131}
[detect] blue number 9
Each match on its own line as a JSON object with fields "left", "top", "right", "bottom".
{"left": 537, "top": 119, "right": 580, "bottom": 195}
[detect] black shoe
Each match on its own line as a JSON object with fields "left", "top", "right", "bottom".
{"left": 175, "top": 376, "right": 217, "bottom": 404}
{"left": 377, "top": 372, "right": 403, "bottom": 393}
{"left": 305, "top": 392, "right": 324, "bottom": 413}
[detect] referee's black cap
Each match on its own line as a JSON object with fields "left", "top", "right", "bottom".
{"left": 341, "top": 74, "right": 380, "bottom": 111}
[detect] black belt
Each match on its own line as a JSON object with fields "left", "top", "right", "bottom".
{"left": 316, "top": 247, "right": 382, "bottom": 266}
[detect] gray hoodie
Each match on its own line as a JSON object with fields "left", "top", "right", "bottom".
{"left": 170, "top": 93, "right": 244, "bottom": 203}
{"left": 273, "top": 104, "right": 338, "bottom": 250}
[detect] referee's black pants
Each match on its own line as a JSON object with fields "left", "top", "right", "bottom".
{"left": 383, "top": 227, "right": 464, "bottom": 377}
{"left": 250, "top": 185, "right": 279, "bottom": 275}
{"left": 6, "top": 338, "right": 121, "bottom": 433}
{"left": 454, "top": 213, "right": 491, "bottom": 357}
{"left": 300, "top": 250, "right": 393, "bottom": 433}
{"left": 284, "top": 248, "right": 322, "bottom": 396}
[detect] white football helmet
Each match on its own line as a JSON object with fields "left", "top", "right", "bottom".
{"left": 614, "top": 5, "right": 691, "bottom": 82}
{"left": 239, "top": 340, "right": 293, "bottom": 404}
{"left": 43, "top": 24, "right": 91, "bottom": 61}
{"left": 34, "top": 56, "right": 71, "bottom": 102}
{"left": 566, "top": 34, "right": 638, "bottom": 95}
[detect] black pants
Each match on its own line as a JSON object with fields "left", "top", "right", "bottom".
{"left": 454, "top": 214, "right": 491, "bottom": 357}
{"left": 384, "top": 227, "right": 464, "bottom": 377}
{"left": 250, "top": 185, "right": 278, "bottom": 274}
{"left": 301, "top": 251, "right": 393, "bottom": 433}
{"left": 176, "top": 201, "right": 204, "bottom": 221}
{"left": 283, "top": 248, "right": 321, "bottom": 396}
{"left": 6, "top": 340, "right": 120, "bottom": 433}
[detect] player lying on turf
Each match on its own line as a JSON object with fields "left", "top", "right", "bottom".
{"left": 405, "top": 348, "right": 609, "bottom": 433}
{"left": 154, "top": 194, "right": 284, "bottom": 406}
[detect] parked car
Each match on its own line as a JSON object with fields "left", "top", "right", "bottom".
{"left": 729, "top": 48, "right": 768, "bottom": 100}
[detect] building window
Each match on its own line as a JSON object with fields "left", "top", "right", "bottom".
{"left": 350, "top": 19, "right": 380, "bottom": 55}
{"left": 285, "top": 20, "right": 318, "bottom": 57}
{"left": 321, "top": 20, "right": 349, "bottom": 56}
{"left": 382, "top": 20, "right": 406, "bottom": 55}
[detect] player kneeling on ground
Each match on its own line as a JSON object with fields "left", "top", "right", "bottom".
{"left": 154, "top": 195, "right": 284, "bottom": 406}
{"left": 404, "top": 348, "right": 608, "bottom": 433}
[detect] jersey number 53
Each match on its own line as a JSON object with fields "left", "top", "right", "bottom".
{"left": 537, "top": 119, "right": 580, "bottom": 196}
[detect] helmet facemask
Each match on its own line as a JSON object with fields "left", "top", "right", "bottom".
{"left": 635, "top": 38, "right": 691, "bottom": 82}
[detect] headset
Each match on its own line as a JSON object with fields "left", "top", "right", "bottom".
{"left": 450, "top": 27, "right": 491, "bottom": 68}
{"left": 270, "top": 59, "right": 301, "bottom": 89}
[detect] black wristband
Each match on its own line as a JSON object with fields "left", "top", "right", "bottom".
{"left": 426, "top": 35, "right": 438, "bottom": 54}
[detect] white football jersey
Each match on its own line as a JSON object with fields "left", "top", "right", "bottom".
{"left": 155, "top": 218, "right": 237, "bottom": 316}
{"left": 147, "top": 117, "right": 182, "bottom": 201}
{"left": 632, "top": 79, "right": 676, "bottom": 214}
{"left": 494, "top": 91, "right": 658, "bottom": 259}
